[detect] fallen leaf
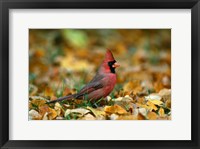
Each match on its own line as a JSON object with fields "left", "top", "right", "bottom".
{"left": 110, "top": 114, "right": 119, "bottom": 120}
{"left": 145, "top": 93, "right": 162, "bottom": 101}
{"left": 158, "top": 107, "right": 165, "bottom": 116}
{"left": 147, "top": 112, "right": 157, "bottom": 120}
{"left": 79, "top": 114, "right": 96, "bottom": 120}
{"left": 30, "top": 99, "right": 46, "bottom": 108}
{"left": 56, "top": 117, "right": 64, "bottom": 120}
{"left": 137, "top": 113, "right": 146, "bottom": 120}
{"left": 117, "top": 115, "right": 137, "bottom": 120}
{"left": 114, "top": 97, "right": 123, "bottom": 101}
{"left": 136, "top": 96, "right": 145, "bottom": 104}
{"left": 42, "top": 112, "right": 48, "bottom": 120}
{"left": 39, "top": 105, "right": 57, "bottom": 120}
{"left": 87, "top": 106, "right": 106, "bottom": 120}
{"left": 70, "top": 108, "right": 90, "bottom": 116}
{"left": 123, "top": 80, "right": 143, "bottom": 94}
{"left": 44, "top": 87, "right": 54, "bottom": 97}
{"left": 159, "top": 88, "right": 171, "bottom": 102}
{"left": 54, "top": 102, "right": 63, "bottom": 117}
{"left": 29, "top": 84, "right": 38, "bottom": 96}
{"left": 165, "top": 99, "right": 171, "bottom": 109}
{"left": 138, "top": 108, "right": 147, "bottom": 116}
{"left": 136, "top": 103, "right": 151, "bottom": 111}
{"left": 61, "top": 53, "right": 94, "bottom": 72}
{"left": 29, "top": 109, "right": 42, "bottom": 120}
{"left": 104, "top": 104, "right": 127, "bottom": 115}
{"left": 146, "top": 101, "right": 158, "bottom": 111}
{"left": 50, "top": 96, "right": 57, "bottom": 101}
{"left": 132, "top": 108, "right": 139, "bottom": 116}
{"left": 114, "top": 100, "right": 134, "bottom": 113}
{"left": 64, "top": 109, "right": 71, "bottom": 117}
{"left": 106, "top": 96, "right": 112, "bottom": 102}
{"left": 148, "top": 99, "right": 163, "bottom": 106}
{"left": 113, "top": 95, "right": 133, "bottom": 102}
{"left": 64, "top": 108, "right": 90, "bottom": 119}
{"left": 47, "top": 108, "right": 57, "bottom": 120}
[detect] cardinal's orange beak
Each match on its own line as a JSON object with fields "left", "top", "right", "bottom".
{"left": 112, "top": 62, "right": 120, "bottom": 68}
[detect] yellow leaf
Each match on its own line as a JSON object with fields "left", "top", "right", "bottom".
{"left": 54, "top": 102, "right": 63, "bottom": 117}
{"left": 87, "top": 106, "right": 106, "bottom": 119}
{"left": 136, "top": 103, "right": 151, "bottom": 111}
{"left": 61, "top": 52, "right": 94, "bottom": 72}
{"left": 44, "top": 87, "right": 54, "bottom": 97}
{"left": 123, "top": 80, "right": 142, "bottom": 93}
{"left": 148, "top": 99, "right": 163, "bottom": 106}
{"left": 146, "top": 101, "right": 158, "bottom": 111}
{"left": 64, "top": 109, "right": 71, "bottom": 117}
{"left": 31, "top": 99, "right": 46, "bottom": 107}
{"left": 48, "top": 108, "right": 57, "bottom": 120}
{"left": 158, "top": 107, "right": 165, "bottom": 116}
{"left": 104, "top": 104, "right": 127, "bottom": 115}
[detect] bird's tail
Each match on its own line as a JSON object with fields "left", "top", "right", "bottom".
{"left": 47, "top": 94, "right": 77, "bottom": 104}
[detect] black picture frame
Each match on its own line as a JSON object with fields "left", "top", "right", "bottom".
{"left": 0, "top": 0, "right": 199, "bottom": 148}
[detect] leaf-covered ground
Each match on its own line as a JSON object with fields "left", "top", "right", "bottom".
{"left": 29, "top": 29, "right": 171, "bottom": 120}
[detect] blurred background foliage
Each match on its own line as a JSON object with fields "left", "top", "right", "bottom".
{"left": 29, "top": 29, "right": 171, "bottom": 100}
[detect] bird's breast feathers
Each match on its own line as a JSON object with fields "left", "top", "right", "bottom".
{"left": 102, "top": 73, "right": 117, "bottom": 92}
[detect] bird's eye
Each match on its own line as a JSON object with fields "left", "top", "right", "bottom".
{"left": 108, "top": 62, "right": 112, "bottom": 66}
{"left": 108, "top": 60, "right": 116, "bottom": 67}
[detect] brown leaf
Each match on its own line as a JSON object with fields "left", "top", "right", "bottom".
{"left": 147, "top": 112, "right": 157, "bottom": 120}
{"left": 137, "top": 113, "right": 146, "bottom": 120}
{"left": 39, "top": 105, "right": 57, "bottom": 120}
{"left": 165, "top": 99, "right": 171, "bottom": 109}
{"left": 48, "top": 108, "right": 57, "bottom": 120}
{"left": 39, "top": 105, "right": 49, "bottom": 117}
{"left": 159, "top": 88, "right": 171, "bottom": 102}
{"left": 31, "top": 99, "right": 46, "bottom": 107}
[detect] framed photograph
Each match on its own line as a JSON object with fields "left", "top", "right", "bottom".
{"left": 0, "top": 0, "right": 199, "bottom": 148}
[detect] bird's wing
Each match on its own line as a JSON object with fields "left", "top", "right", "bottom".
{"left": 89, "top": 73, "right": 105, "bottom": 83}
{"left": 75, "top": 74, "right": 104, "bottom": 98}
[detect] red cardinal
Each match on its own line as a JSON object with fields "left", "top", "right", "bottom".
{"left": 48, "top": 49, "right": 120, "bottom": 103}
